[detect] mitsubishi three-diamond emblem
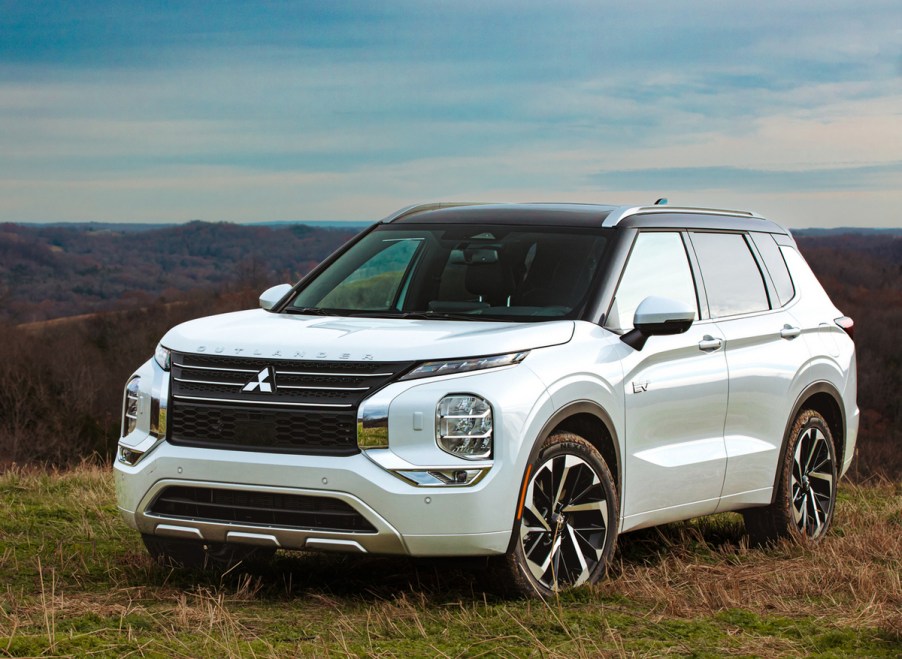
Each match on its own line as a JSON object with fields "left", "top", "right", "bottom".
{"left": 242, "top": 367, "right": 275, "bottom": 393}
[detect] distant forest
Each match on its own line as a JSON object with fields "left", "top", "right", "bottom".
{"left": 0, "top": 222, "right": 359, "bottom": 324}
{"left": 0, "top": 222, "right": 898, "bottom": 481}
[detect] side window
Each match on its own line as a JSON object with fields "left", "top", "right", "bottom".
{"left": 606, "top": 232, "right": 698, "bottom": 332}
{"left": 750, "top": 232, "right": 795, "bottom": 306}
{"left": 690, "top": 232, "right": 769, "bottom": 318}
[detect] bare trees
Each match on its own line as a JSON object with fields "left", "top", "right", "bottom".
{"left": 0, "top": 290, "right": 248, "bottom": 463}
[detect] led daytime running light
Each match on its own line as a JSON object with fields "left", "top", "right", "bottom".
{"left": 401, "top": 351, "right": 528, "bottom": 380}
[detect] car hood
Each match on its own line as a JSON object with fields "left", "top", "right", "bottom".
{"left": 160, "top": 309, "right": 575, "bottom": 362}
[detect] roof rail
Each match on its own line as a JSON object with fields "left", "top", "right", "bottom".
{"left": 602, "top": 205, "right": 762, "bottom": 227}
{"left": 381, "top": 202, "right": 491, "bottom": 223}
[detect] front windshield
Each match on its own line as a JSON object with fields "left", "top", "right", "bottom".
{"left": 286, "top": 223, "right": 610, "bottom": 322}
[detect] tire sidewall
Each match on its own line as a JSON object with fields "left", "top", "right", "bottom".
{"left": 509, "top": 431, "right": 619, "bottom": 597}
{"left": 778, "top": 411, "right": 838, "bottom": 542}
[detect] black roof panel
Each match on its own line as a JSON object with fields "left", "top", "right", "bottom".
{"left": 387, "top": 203, "right": 616, "bottom": 227}
{"left": 384, "top": 202, "right": 790, "bottom": 235}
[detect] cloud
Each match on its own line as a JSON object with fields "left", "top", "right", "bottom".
{"left": 0, "top": 1, "right": 900, "bottom": 226}
{"left": 595, "top": 163, "right": 902, "bottom": 193}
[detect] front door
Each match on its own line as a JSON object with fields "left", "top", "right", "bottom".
{"left": 606, "top": 231, "right": 729, "bottom": 530}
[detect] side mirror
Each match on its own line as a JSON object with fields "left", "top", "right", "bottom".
{"left": 259, "top": 283, "right": 293, "bottom": 311}
{"left": 621, "top": 296, "right": 695, "bottom": 350}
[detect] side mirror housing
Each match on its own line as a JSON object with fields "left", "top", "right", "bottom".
{"left": 621, "top": 296, "right": 696, "bottom": 350}
{"left": 259, "top": 283, "right": 293, "bottom": 311}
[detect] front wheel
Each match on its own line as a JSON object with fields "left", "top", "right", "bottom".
{"left": 504, "top": 431, "right": 619, "bottom": 598}
{"left": 743, "top": 409, "right": 838, "bottom": 545}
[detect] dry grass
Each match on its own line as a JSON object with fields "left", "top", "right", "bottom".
{"left": 605, "top": 487, "right": 902, "bottom": 630}
{"left": 0, "top": 464, "right": 899, "bottom": 657}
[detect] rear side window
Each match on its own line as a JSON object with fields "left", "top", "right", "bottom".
{"left": 606, "top": 232, "right": 698, "bottom": 332}
{"left": 690, "top": 232, "right": 769, "bottom": 318}
{"left": 751, "top": 232, "right": 795, "bottom": 306}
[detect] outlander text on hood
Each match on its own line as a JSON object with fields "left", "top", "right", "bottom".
{"left": 115, "top": 202, "right": 858, "bottom": 597}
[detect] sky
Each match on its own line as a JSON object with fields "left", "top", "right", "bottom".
{"left": 1, "top": 1, "right": 900, "bottom": 228}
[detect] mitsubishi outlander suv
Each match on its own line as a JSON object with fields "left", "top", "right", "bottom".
{"left": 115, "top": 202, "right": 858, "bottom": 597}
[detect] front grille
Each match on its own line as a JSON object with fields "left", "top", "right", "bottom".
{"left": 148, "top": 486, "right": 377, "bottom": 533}
{"left": 169, "top": 404, "right": 357, "bottom": 455}
{"left": 168, "top": 352, "right": 412, "bottom": 455}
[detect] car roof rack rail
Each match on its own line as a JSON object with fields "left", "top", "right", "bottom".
{"left": 602, "top": 205, "right": 762, "bottom": 227}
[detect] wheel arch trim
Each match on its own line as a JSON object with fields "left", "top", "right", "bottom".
{"left": 770, "top": 380, "right": 846, "bottom": 504}
{"left": 507, "top": 400, "right": 620, "bottom": 551}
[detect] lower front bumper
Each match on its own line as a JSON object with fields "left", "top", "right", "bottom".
{"left": 121, "top": 492, "right": 510, "bottom": 557}
{"left": 121, "top": 477, "right": 410, "bottom": 555}
{"left": 114, "top": 442, "right": 519, "bottom": 557}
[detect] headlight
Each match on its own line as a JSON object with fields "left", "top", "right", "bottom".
{"left": 122, "top": 376, "right": 140, "bottom": 436}
{"left": 400, "top": 351, "right": 528, "bottom": 381}
{"left": 436, "top": 394, "right": 493, "bottom": 460}
{"left": 154, "top": 343, "right": 171, "bottom": 371}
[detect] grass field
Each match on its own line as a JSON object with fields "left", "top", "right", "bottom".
{"left": 0, "top": 465, "right": 899, "bottom": 658}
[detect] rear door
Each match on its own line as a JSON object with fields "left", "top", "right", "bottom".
{"left": 687, "top": 231, "right": 810, "bottom": 510}
{"left": 607, "top": 231, "right": 729, "bottom": 529}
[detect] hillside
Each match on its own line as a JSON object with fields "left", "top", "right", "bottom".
{"left": 794, "top": 233, "right": 902, "bottom": 478}
{"left": 0, "top": 224, "right": 898, "bottom": 481}
{"left": 0, "top": 222, "right": 360, "bottom": 324}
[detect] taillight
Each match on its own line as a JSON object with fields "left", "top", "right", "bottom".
{"left": 835, "top": 316, "right": 854, "bottom": 340}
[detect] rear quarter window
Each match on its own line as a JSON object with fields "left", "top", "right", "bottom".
{"left": 751, "top": 232, "right": 795, "bottom": 306}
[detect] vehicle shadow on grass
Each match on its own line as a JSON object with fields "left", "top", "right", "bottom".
{"left": 154, "top": 552, "right": 514, "bottom": 603}
{"left": 148, "top": 513, "right": 750, "bottom": 603}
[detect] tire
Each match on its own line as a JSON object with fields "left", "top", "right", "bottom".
{"left": 504, "top": 431, "right": 619, "bottom": 598}
{"left": 743, "top": 409, "right": 838, "bottom": 546}
{"left": 142, "top": 534, "right": 275, "bottom": 572}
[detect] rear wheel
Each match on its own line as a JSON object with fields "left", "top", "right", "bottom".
{"left": 142, "top": 534, "right": 275, "bottom": 571}
{"left": 743, "top": 409, "right": 837, "bottom": 545}
{"left": 504, "top": 431, "right": 619, "bottom": 597}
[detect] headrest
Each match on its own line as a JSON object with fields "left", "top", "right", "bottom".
{"left": 464, "top": 261, "right": 514, "bottom": 306}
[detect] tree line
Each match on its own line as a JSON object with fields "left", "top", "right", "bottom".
{"left": 0, "top": 225, "right": 897, "bottom": 481}
{"left": 0, "top": 221, "right": 357, "bottom": 324}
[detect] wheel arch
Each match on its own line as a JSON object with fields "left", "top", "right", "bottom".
{"left": 505, "top": 399, "right": 621, "bottom": 557}
{"left": 524, "top": 400, "right": 620, "bottom": 496}
{"left": 771, "top": 380, "right": 846, "bottom": 503}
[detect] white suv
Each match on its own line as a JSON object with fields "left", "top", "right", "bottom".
{"left": 115, "top": 202, "right": 858, "bottom": 596}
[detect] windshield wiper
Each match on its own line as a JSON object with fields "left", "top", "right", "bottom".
{"left": 285, "top": 308, "right": 486, "bottom": 321}
{"left": 283, "top": 307, "right": 341, "bottom": 316}
{"left": 348, "top": 310, "right": 484, "bottom": 321}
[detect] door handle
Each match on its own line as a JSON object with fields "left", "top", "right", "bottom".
{"left": 780, "top": 325, "right": 801, "bottom": 340}
{"left": 698, "top": 335, "right": 723, "bottom": 352}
